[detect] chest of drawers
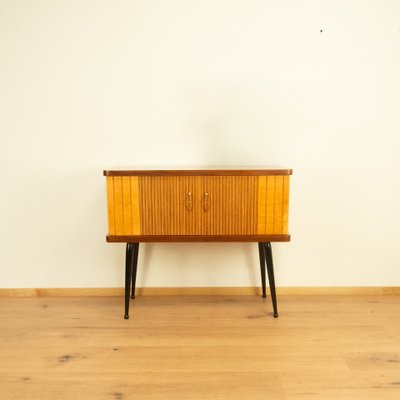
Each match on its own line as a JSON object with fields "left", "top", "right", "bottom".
{"left": 104, "top": 168, "right": 292, "bottom": 318}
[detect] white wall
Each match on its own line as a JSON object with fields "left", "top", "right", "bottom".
{"left": 1, "top": 0, "right": 399, "bottom": 288}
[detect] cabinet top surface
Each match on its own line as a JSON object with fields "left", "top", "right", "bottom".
{"left": 103, "top": 168, "right": 292, "bottom": 176}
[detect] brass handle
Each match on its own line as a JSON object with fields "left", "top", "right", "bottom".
{"left": 203, "top": 192, "right": 209, "bottom": 212}
{"left": 186, "top": 192, "right": 193, "bottom": 211}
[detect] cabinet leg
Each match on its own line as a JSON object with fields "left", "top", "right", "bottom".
{"left": 131, "top": 243, "right": 139, "bottom": 299}
{"left": 258, "top": 243, "right": 267, "bottom": 298}
{"left": 265, "top": 242, "right": 279, "bottom": 318}
{"left": 124, "top": 243, "right": 133, "bottom": 319}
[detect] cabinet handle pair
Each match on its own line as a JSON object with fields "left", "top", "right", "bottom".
{"left": 185, "top": 192, "right": 209, "bottom": 212}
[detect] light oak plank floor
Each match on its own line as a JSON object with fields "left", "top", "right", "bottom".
{"left": 1, "top": 295, "right": 400, "bottom": 399}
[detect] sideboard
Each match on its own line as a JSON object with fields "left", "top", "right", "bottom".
{"left": 104, "top": 168, "right": 292, "bottom": 319}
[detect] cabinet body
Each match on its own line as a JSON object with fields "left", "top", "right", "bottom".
{"left": 104, "top": 169, "right": 291, "bottom": 242}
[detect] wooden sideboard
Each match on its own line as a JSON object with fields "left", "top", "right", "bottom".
{"left": 104, "top": 168, "right": 292, "bottom": 319}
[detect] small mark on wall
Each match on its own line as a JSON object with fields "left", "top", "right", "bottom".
{"left": 21, "top": 377, "right": 31, "bottom": 381}
{"left": 114, "top": 393, "right": 124, "bottom": 400}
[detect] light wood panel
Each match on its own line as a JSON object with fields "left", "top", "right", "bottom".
{"left": 266, "top": 175, "right": 276, "bottom": 233}
{"left": 1, "top": 287, "right": 400, "bottom": 297}
{"left": 282, "top": 176, "right": 290, "bottom": 234}
{"left": 105, "top": 177, "right": 115, "bottom": 235}
{"left": 257, "top": 175, "right": 290, "bottom": 235}
{"left": 130, "top": 177, "right": 141, "bottom": 235}
{"left": 1, "top": 295, "right": 400, "bottom": 399}
{"left": 273, "top": 175, "right": 284, "bottom": 234}
{"left": 106, "top": 177, "right": 141, "bottom": 236}
{"left": 113, "top": 176, "right": 124, "bottom": 234}
{"left": 122, "top": 177, "right": 132, "bottom": 235}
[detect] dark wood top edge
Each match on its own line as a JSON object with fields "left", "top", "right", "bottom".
{"left": 106, "top": 235, "right": 291, "bottom": 243}
{"left": 103, "top": 169, "right": 293, "bottom": 176}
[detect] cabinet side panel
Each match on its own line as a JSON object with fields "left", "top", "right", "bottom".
{"left": 122, "top": 177, "right": 132, "bottom": 235}
{"left": 273, "top": 176, "right": 284, "bottom": 234}
{"left": 113, "top": 177, "right": 124, "bottom": 235}
{"left": 266, "top": 176, "right": 276, "bottom": 234}
{"left": 282, "top": 176, "right": 290, "bottom": 234}
{"left": 257, "top": 176, "right": 267, "bottom": 234}
{"left": 106, "top": 177, "right": 116, "bottom": 235}
{"left": 131, "top": 177, "right": 141, "bottom": 235}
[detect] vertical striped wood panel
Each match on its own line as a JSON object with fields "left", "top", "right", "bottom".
{"left": 139, "top": 176, "right": 201, "bottom": 235}
{"left": 122, "top": 177, "right": 132, "bottom": 235}
{"left": 139, "top": 176, "right": 258, "bottom": 235}
{"left": 113, "top": 177, "right": 124, "bottom": 234}
{"left": 273, "top": 175, "right": 284, "bottom": 234}
{"left": 204, "top": 176, "right": 257, "bottom": 235}
{"left": 282, "top": 176, "right": 290, "bottom": 234}
{"left": 257, "top": 176, "right": 267, "bottom": 234}
{"left": 257, "top": 175, "right": 290, "bottom": 235}
{"left": 106, "top": 177, "right": 115, "bottom": 235}
{"left": 266, "top": 176, "right": 276, "bottom": 234}
{"left": 131, "top": 177, "right": 141, "bottom": 235}
{"left": 105, "top": 177, "right": 141, "bottom": 236}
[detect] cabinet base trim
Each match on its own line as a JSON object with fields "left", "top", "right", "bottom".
{"left": 106, "top": 234, "right": 291, "bottom": 242}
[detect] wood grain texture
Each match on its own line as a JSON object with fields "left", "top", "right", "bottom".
{"left": 104, "top": 169, "right": 293, "bottom": 176}
{"left": 1, "top": 287, "right": 400, "bottom": 297}
{"left": 1, "top": 295, "right": 400, "bottom": 399}
{"left": 266, "top": 176, "right": 276, "bottom": 234}
{"left": 139, "top": 176, "right": 258, "bottom": 236}
{"left": 106, "top": 177, "right": 141, "bottom": 235}
{"left": 282, "top": 176, "right": 290, "bottom": 234}
{"left": 122, "top": 177, "right": 132, "bottom": 235}
{"left": 257, "top": 176, "right": 267, "bottom": 234}
{"left": 113, "top": 176, "right": 124, "bottom": 235}
{"left": 273, "top": 175, "right": 284, "bottom": 234}
{"left": 106, "top": 177, "right": 115, "bottom": 235}
{"left": 130, "top": 177, "right": 141, "bottom": 235}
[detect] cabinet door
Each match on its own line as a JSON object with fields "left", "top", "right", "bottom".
{"left": 139, "top": 175, "right": 259, "bottom": 236}
{"left": 201, "top": 176, "right": 258, "bottom": 235}
{"left": 139, "top": 176, "right": 204, "bottom": 235}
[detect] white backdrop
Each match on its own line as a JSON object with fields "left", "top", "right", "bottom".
{"left": 1, "top": 0, "right": 399, "bottom": 288}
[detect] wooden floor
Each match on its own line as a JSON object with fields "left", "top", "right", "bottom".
{"left": 1, "top": 295, "right": 400, "bottom": 399}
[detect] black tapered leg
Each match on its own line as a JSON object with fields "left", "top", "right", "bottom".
{"left": 264, "top": 242, "right": 279, "bottom": 318}
{"left": 258, "top": 243, "right": 267, "bottom": 298}
{"left": 124, "top": 243, "right": 133, "bottom": 319}
{"left": 131, "top": 243, "right": 139, "bottom": 299}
